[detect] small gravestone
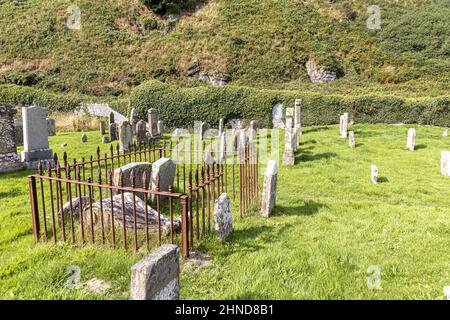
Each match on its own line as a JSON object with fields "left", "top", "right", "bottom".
{"left": 14, "top": 118, "right": 23, "bottom": 146}
{"left": 261, "top": 160, "right": 278, "bottom": 217}
{"left": 371, "top": 165, "right": 378, "bottom": 184}
{"left": 130, "top": 107, "right": 138, "bottom": 134}
{"left": 349, "top": 131, "right": 356, "bottom": 148}
{"left": 109, "top": 111, "right": 115, "bottom": 125}
{"left": 102, "top": 136, "right": 110, "bottom": 144}
{"left": 119, "top": 121, "right": 133, "bottom": 152}
{"left": 151, "top": 158, "right": 176, "bottom": 201}
{"left": 443, "top": 129, "right": 449, "bottom": 137}
{"left": 282, "top": 129, "right": 295, "bottom": 166}
{"left": 113, "top": 162, "right": 152, "bottom": 200}
{"left": 99, "top": 121, "right": 106, "bottom": 135}
{"left": 0, "top": 104, "right": 24, "bottom": 173}
{"left": 148, "top": 108, "right": 159, "bottom": 138}
{"left": 441, "top": 151, "right": 450, "bottom": 176}
{"left": 136, "top": 120, "right": 147, "bottom": 145}
{"left": 81, "top": 133, "right": 88, "bottom": 143}
{"left": 272, "top": 103, "right": 284, "bottom": 129}
{"left": 406, "top": 128, "right": 416, "bottom": 151}
{"left": 109, "top": 123, "right": 118, "bottom": 141}
{"left": 47, "top": 118, "right": 56, "bottom": 136}
{"left": 157, "top": 120, "right": 164, "bottom": 136}
{"left": 130, "top": 244, "right": 180, "bottom": 300}
{"left": 213, "top": 193, "right": 232, "bottom": 241}
{"left": 21, "top": 105, "right": 53, "bottom": 166}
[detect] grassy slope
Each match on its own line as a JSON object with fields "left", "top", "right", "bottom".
{"left": 1, "top": 125, "right": 449, "bottom": 299}
{"left": 0, "top": 0, "right": 448, "bottom": 98}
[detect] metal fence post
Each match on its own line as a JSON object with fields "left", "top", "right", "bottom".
{"left": 28, "top": 176, "right": 40, "bottom": 242}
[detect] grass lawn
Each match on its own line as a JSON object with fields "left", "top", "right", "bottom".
{"left": 0, "top": 124, "right": 449, "bottom": 299}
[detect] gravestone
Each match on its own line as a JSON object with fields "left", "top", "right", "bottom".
{"left": 113, "top": 162, "right": 152, "bottom": 200}
{"left": 148, "top": 108, "right": 159, "bottom": 138}
{"left": 282, "top": 129, "right": 295, "bottom": 166}
{"left": 261, "top": 160, "right": 278, "bottom": 217}
{"left": 200, "top": 122, "right": 208, "bottom": 141}
{"left": 213, "top": 193, "right": 232, "bottom": 241}
{"left": 443, "top": 129, "right": 449, "bottom": 137}
{"left": 371, "top": 165, "right": 378, "bottom": 184}
{"left": 0, "top": 103, "right": 24, "bottom": 173}
{"left": 248, "top": 120, "right": 257, "bottom": 141}
{"left": 294, "top": 99, "right": 302, "bottom": 140}
{"left": 285, "top": 108, "right": 294, "bottom": 129}
{"left": 204, "top": 148, "right": 214, "bottom": 165}
{"left": 151, "top": 158, "right": 176, "bottom": 201}
{"left": 102, "top": 136, "right": 110, "bottom": 144}
{"left": 21, "top": 105, "right": 53, "bottom": 166}
{"left": 340, "top": 113, "right": 348, "bottom": 138}
{"left": 14, "top": 118, "right": 23, "bottom": 146}
{"left": 219, "top": 132, "right": 227, "bottom": 163}
{"left": 109, "top": 111, "right": 115, "bottom": 125}
{"left": 119, "top": 121, "right": 133, "bottom": 152}
{"left": 109, "top": 123, "right": 118, "bottom": 141}
{"left": 99, "top": 121, "right": 106, "bottom": 135}
{"left": 81, "top": 133, "right": 88, "bottom": 143}
{"left": 130, "top": 244, "right": 180, "bottom": 300}
{"left": 349, "top": 131, "right": 355, "bottom": 148}
{"left": 406, "top": 128, "right": 416, "bottom": 151}
{"left": 272, "top": 103, "right": 284, "bottom": 129}
{"left": 219, "top": 118, "right": 224, "bottom": 135}
{"left": 136, "top": 120, "right": 147, "bottom": 145}
{"left": 130, "top": 107, "right": 138, "bottom": 134}
{"left": 441, "top": 151, "right": 450, "bottom": 176}
{"left": 157, "top": 120, "right": 164, "bottom": 136}
{"left": 47, "top": 118, "right": 56, "bottom": 136}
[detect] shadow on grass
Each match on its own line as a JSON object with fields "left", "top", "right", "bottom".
{"left": 304, "top": 126, "right": 330, "bottom": 134}
{"left": 295, "top": 152, "right": 337, "bottom": 164}
{"left": 299, "top": 139, "right": 317, "bottom": 145}
{"left": 415, "top": 144, "right": 427, "bottom": 150}
{"left": 272, "top": 201, "right": 327, "bottom": 217}
{"left": 378, "top": 176, "right": 389, "bottom": 183}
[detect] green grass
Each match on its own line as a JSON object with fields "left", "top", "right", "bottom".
{"left": 1, "top": 124, "right": 450, "bottom": 299}
{"left": 0, "top": 0, "right": 448, "bottom": 97}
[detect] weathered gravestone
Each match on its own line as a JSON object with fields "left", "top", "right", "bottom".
{"left": 102, "top": 136, "right": 110, "bottom": 144}
{"left": 58, "top": 196, "right": 91, "bottom": 224}
{"left": 109, "top": 111, "right": 115, "bottom": 125}
{"left": 200, "top": 122, "right": 208, "bottom": 141}
{"left": 157, "top": 120, "right": 164, "bottom": 136}
{"left": 99, "top": 121, "right": 106, "bottom": 135}
{"left": 130, "top": 107, "right": 138, "bottom": 134}
{"left": 248, "top": 120, "right": 257, "bottom": 141}
{"left": 113, "top": 163, "right": 152, "bottom": 200}
{"left": 443, "top": 129, "right": 449, "bottom": 137}
{"left": 151, "top": 158, "right": 176, "bottom": 201}
{"left": 441, "top": 151, "right": 450, "bottom": 176}
{"left": 119, "top": 121, "right": 133, "bottom": 152}
{"left": 136, "top": 120, "right": 147, "bottom": 145}
{"left": 294, "top": 99, "right": 302, "bottom": 135}
{"left": 14, "top": 118, "right": 23, "bottom": 146}
{"left": 340, "top": 113, "right": 348, "bottom": 138}
{"left": 218, "top": 118, "right": 224, "bottom": 135}
{"left": 272, "top": 103, "right": 284, "bottom": 129}
{"left": 47, "top": 118, "right": 56, "bottom": 136}
{"left": 285, "top": 107, "right": 294, "bottom": 130}
{"left": 213, "top": 193, "right": 232, "bottom": 241}
{"left": 261, "top": 160, "right": 278, "bottom": 218}
{"left": 406, "top": 128, "right": 416, "bottom": 151}
{"left": 81, "top": 133, "right": 88, "bottom": 143}
{"left": 130, "top": 244, "right": 180, "bottom": 300}
{"left": 21, "top": 105, "right": 53, "bottom": 166}
{"left": 0, "top": 103, "right": 24, "bottom": 173}
{"left": 148, "top": 108, "right": 159, "bottom": 138}
{"left": 349, "top": 131, "right": 356, "bottom": 148}
{"left": 109, "top": 123, "right": 118, "bottom": 141}
{"left": 371, "top": 165, "right": 378, "bottom": 184}
{"left": 219, "top": 132, "right": 227, "bottom": 163}
{"left": 282, "top": 129, "right": 295, "bottom": 166}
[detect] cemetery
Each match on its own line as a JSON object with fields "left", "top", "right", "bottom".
{"left": 0, "top": 0, "right": 449, "bottom": 302}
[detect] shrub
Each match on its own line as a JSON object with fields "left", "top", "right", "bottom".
{"left": 130, "top": 80, "right": 450, "bottom": 128}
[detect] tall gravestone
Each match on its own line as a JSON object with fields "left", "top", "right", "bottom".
{"left": 261, "top": 160, "right": 278, "bottom": 217}
{"left": 441, "top": 151, "right": 450, "bottom": 176}
{"left": 148, "top": 109, "right": 159, "bottom": 138}
{"left": 119, "top": 121, "right": 133, "bottom": 152}
{"left": 272, "top": 103, "right": 284, "bottom": 129}
{"left": 130, "top": 244, "right": 180, "bottom": 300}
{"left": 213, "top": 193, "right": 233, "bottom": 241}
{"left": 157, "top": 120, "right": 164, "bottom": 137}
{"left": 340, "top": 113, "right": 348, "bottom": 138}
{"left": 200, "top": 122, "right": 208, "bottom": 141}
{"left": 294, "top": 99, "right": 302, "bottom": 143}
{"left": 406, "top": 128, "right": 416, "bottom": 151}
{"left": 21, "top": 105, "right": 53, "bottom": 166}
{"left": 0, "top": 103, "right": 23, "bottom": 173}
{"left": 136, "top": 120, "right": 147, "bottom": 145}
{"left": 109, "top": 111, "right": 115, "bottom": 125}
{"left": 130, "top": 107, "right": 138, "bottom": 134}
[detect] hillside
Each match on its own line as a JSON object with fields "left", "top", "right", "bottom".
{"left": 0, "top": 0, "right": 449, "bottom": 98}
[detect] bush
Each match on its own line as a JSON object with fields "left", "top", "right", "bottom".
{"left": 130, "top": 80, "right": 450, "bottom": 128}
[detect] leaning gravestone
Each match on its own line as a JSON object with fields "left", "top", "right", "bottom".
{"left": 136, "top": 120, "right": 147, "bottom": 145}
{"left": 441, "top": 151, "right": 450, "bottom": 176}
{"left": 113, "top": 162, "right": 152, "bottom": 200}
{"left": 371, "top": 165, "right": 378, "bottom": 184}
{"left": 130, "top": 244, "right": 180, "bottom": 300}
{"left": 47, "top": 118, "right": 56, "bottom": 136}
{"left": 0, "top": 103, "right": 24, "bottom": 173}
{"left": 119, "top": 121, "right": 133, "bottom": 152}
{"left": 21, "top": 105, "right": 53, "bottom": 166}
{"left": 406, "top": 128, "right": 416, "bottom": 151}
{"left": 272, "top": 103, "right": 284, "bottom": 129}
{"left": 261, "top": 160, "right": 278, "bottom": 217}
{"left": 213, "top": 193, "right": 232, "bottom": 241}
{"left": 151, "top": 158, "right": 176, "bottom": 201}
{"left": 109, "top": 123, "right": 118, "bottom": 141}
